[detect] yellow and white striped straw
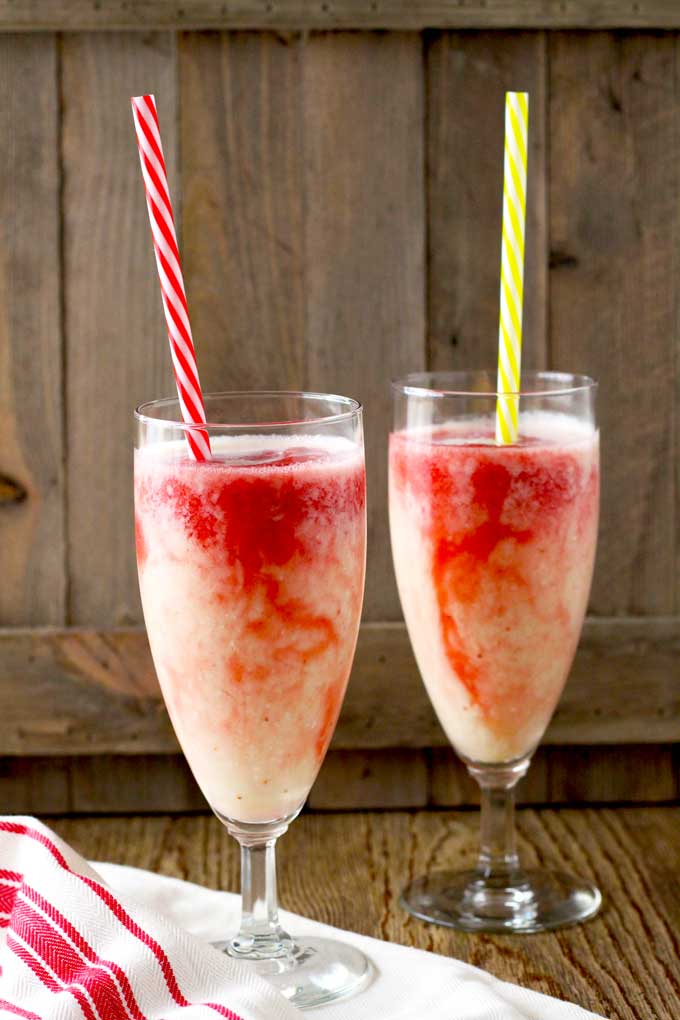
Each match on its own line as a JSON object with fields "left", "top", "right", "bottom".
{"left": 495, "top": 91, "right": 529, "bottom": 445}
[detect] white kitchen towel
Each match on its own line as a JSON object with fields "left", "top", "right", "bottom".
{"left": 95, "top": 860, "right": 607, "bottom": 1020}
{"left": 0, "top": 817, "right": 299, "bottom": 1020}
{"left": 0, "top": 815, "right": 605, "bottom": 1020}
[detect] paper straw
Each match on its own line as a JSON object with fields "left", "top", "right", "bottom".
{"left": 131, "top": 94, "right": 211, "bottom": 461}
{"left": 495, "top": 91, "right": 529, "bottom": 445}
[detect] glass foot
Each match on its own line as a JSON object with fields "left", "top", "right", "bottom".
{"left": 401, "top": 868, "right": 601, "bottom": 934}
{"left": 214, "top": 935, "right": 372, "bottom": 1009}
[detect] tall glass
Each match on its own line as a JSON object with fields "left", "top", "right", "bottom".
{"left": 134, "top": 392, "right": 369, "bottom": 1006}
{"left": 389, "top": 371, "right": 600, "bottom": 933}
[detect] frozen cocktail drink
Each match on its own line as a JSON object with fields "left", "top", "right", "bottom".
{"left": 135, "top": 434, "right": 366, "bottom": 824}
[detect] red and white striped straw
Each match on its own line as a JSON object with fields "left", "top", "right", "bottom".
{"left": 131, "top": 94, "right": 211, "bottom": 461}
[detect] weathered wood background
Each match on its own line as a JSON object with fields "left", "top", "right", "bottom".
{"left": 1, "top": 1, "right": 678, "bottom": 811}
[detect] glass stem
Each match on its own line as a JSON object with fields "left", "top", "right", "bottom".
{"left": 229, "top": 824, "right": 293, "bottom": 959}
{"left": 468, "top": 758, "right": 530, "bottom": 884}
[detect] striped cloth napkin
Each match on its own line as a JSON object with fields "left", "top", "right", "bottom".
{"left": 0, "top": 817, "right": 605, "bottom": 1020}
{"left": 0, "top": 817, "right": 298, "bottom": 1020}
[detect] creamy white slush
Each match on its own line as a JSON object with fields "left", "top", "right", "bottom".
{"left": 389, "top": 413, "right": 599, "bottom": 763}
{"left": 135, "top": 435, "right": 366, "bottom": 823}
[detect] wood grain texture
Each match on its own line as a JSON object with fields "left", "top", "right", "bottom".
{"left": 63, "top": 33, "right": 176, "bottom": 627}
{"left": 0, "top": 618, "right": 678, "bottom": 755}
{"left": 549, "top": 32, "right": 677, "bottom": 616}
{"left": 426, "top": 31, "right": 547, "bottom": 372}
{"left": 0, "top": 745, "right": 675, "bottom": 813}
{"left": 5, "top": 2, "right": 680, "bottom": 30}
{"left": 308, "top": 750, "right": 429, "bottom": 809}
{"left": 52, "top": 806, "right": 680, "bottom": 1020}
{"left": 0, "top": 757, "right": 71, "bottom": 815}
{"left": 433, "top": 745, "right": 679, "bottom": 806}
{"left": 547, "top": 745, "right": 678, "bottom": 804}
{"left": 304, "top": 32, "right": 425, "bottom": 620}
{"left": 0, "top": 35, "right": 64, "bottom": 625}
{"left": 430, "top": 746, "right": 552, "bottom": 805}
{"left": 70, "top": 753, "right": 206, "bottom": 813}
{"left": 0, "top": 629, "right": 173, "bottom": 755}
{"left": 179, "top": 31, "right": 305, "bottom": 392}
{"left": 0, "top": 754, "right": 206, "bottom": 815}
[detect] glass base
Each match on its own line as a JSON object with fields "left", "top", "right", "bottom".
{"left": 401, "top": 868, "right": 601, "bottom": 934}
{"left": 214, "top": 935, "right": 372, "bottom": 1009}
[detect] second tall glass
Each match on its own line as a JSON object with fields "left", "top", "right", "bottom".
{"left": 389, "top": 371, "right": 600, "bottom": 933}
{"left": 134, "top": 392, "right": 369, "bottom": 1007}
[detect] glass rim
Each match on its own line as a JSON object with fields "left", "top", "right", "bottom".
{"left": 391, "top": 370, "right": 597, "bottom": 399}
{"left": 134, "top": 390, "right": 363, "bottom": 430}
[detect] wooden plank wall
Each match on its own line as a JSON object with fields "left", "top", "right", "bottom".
{"left": 550, "top": 32, "right": 677, "bottom": 615}
{"left": 0, "top": 746, "right": 678, "bottom": 815}
{"left": 63, "top": 33, "right": 177, "bottom": 626}
{"left": 3, "top": 1, "right": 680, "bottom": 31}
{"left": 0, "top": 36, "right": 64, "bottom": 627}
{"left": 0, "top": 18, "right": 678, "bottom": 810}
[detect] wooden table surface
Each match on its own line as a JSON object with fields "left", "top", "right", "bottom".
{"left": 52, "top": 806, "right": 679, "bottom": 1020}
